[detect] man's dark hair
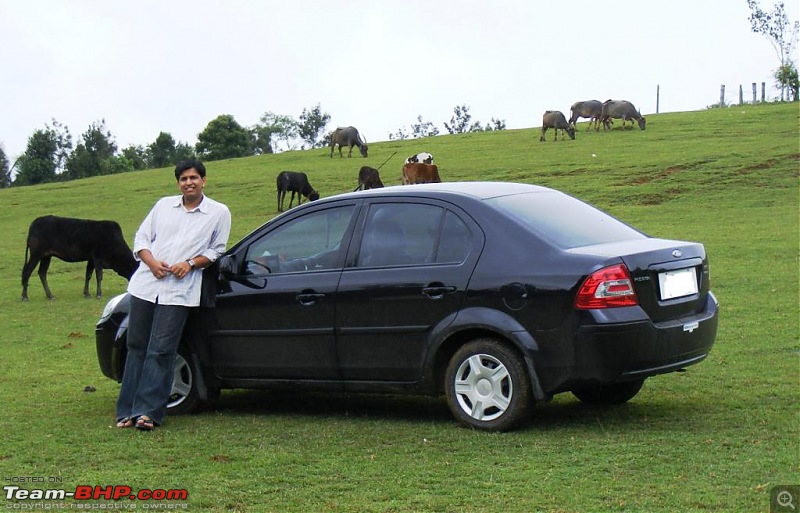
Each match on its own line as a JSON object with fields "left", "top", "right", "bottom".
{"left": 174, "top": 159, "right": 206, "bottom": 180}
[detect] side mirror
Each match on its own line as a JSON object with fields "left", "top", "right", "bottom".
{"left": 218, "top": 255, "right": 236, "bottom": 277}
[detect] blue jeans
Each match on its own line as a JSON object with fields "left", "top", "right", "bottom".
{"left": 116, "top": 296, "right": 190, "bottom": 426}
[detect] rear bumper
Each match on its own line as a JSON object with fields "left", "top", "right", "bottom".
{"left": 541, "top": 292, "right": 719, "bottom": 394}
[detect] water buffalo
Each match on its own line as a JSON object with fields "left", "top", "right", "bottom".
{"left": 540, "top": 111, "right": 575, "bottom": 142}
{"left": 569, "top": 100, "right": 603, "bottom": 130}
{"left": 601, "top": 100, "right": 646, "bottom": 130}
{"left": 329, "top": 126, "right": 368, "bottom": 158}
{"left": 353, "top": 166, "right": 384, "bottom": 191}
{"left": 276, "top": 171, "right": 320, "bottom": 211}
{"left": 21, "top": 215, "right": 137, "bottom": 301}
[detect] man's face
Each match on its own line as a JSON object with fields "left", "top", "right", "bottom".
{"left": 178, "top": 168, "right": 205, "bottom": 202}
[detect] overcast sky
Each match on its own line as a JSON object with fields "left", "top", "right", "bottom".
{"left": 1, "top": 0, "right": 797, "bottom": 161}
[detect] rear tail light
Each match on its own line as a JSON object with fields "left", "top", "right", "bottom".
{"left": 575, "top": 264, "right": 638, "bottom": 309}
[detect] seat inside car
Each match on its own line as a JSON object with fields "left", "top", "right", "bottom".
{"left": 358, "top": 219, "right": 413, "bottom": 267}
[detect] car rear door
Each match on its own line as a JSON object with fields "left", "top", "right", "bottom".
{"left": 335, "top": 199, "right": 482, "bottom": 381}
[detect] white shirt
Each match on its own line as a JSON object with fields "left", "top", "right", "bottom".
{"left": 128, "top": 194, "right": 231, "bottom": 306}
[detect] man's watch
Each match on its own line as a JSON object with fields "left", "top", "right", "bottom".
{"left": 187, "top": 258, "right": 196, "bottom": 269}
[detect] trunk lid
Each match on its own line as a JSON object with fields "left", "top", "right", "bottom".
{"left": 568, "top": 238, "right": 710, "bottom": 322}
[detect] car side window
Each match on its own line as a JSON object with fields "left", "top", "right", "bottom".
{"left": 245, "top": 205, "right": 355, "bottom": 274}
{"left": 433, "top": 211, "right": 472, "bottom": 264}
{"left": 357, "top": 203, "right": 441, "bottom": 267}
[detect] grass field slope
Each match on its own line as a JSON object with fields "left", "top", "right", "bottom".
{"left": 0, "top": 102, "right": 797, "bottom": 512}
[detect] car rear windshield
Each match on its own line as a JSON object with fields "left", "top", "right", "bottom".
{"left": 488, "top": 191, "right": 646, "bottom": 249}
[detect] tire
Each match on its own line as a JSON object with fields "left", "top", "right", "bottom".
{"left": 571, "top": 379, "right": 645, "bottom": 405}
{"left": 166, "top": 345, "right": 201, "bottom": 415}
{"left": 444, "top": 338, "right": 533, "bottom": 432}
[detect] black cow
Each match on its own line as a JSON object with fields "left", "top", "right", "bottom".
{"left": 540, "top": 111, "right": 576, "bottom": 141}
{"left": 329, "top": 126, "right": 368, "bottom": 158}
{"left": 276, "top": 171, "right": 320, "bottom": 211}
{"left": 353, "top": 166, "right": 384, "bottom": 191}
{"left": 21, "top": 215, "right": 138, "bottom": 301}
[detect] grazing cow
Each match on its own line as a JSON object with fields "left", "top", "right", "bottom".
{"left": 329, "top": 126, "right": 368, "bottom": 158}
{"left": 405, "top": 152, "right": 434, "bottom": 165}
{"left": 276, "top": 171, "right": 320, "bottom": 211}
{"left": 353, "top": 166, "right": 384, "bottom": 191}
{"left": 21, "top": 215, "right": 137, "bottom": 301}
{"left": 569, "top": 100, "right": 603, "bottom": 130}
{"left": 600, "top": 100, "right": 646, "bottom": 130}
{"left": 402, "top": 163, "right": 441, "bottom": 185}
{"left": 540, "top": 111, "right": 576, "bottom": 142}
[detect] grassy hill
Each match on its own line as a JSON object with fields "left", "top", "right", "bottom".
{"left": 0, "top": 102, "right": 797, "bottom": 512}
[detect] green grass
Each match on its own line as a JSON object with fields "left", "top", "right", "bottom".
{"left": 0, "top": 102, "right": 797, "bottom": 512}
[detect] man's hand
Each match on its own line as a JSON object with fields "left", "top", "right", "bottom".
{"left": 148, "top": 260, "right": 173, "bottom": 279}
{"left": 169, "top": 260, "right": 193, "bottom": 280}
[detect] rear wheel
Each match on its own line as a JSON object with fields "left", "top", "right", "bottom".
{"left": 571, "top": 379, "right": 645, "bottom": 405}
{"left": 167, "top": 345, "right": 201, "bottom": 415}
{"left": 444, "top": 338, "right": 533, "bottom": 432}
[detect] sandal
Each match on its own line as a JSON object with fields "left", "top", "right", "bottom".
{"left": 135, "top": 416, "right": 155, "bottom": 431}
{"left": 116, "top": 417, "right": 133, "bottom": 429}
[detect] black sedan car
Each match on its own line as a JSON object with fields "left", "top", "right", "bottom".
{"left": 96, "top": 182, "right": 718, "bottom": 431}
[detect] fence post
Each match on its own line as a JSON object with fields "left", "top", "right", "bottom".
{"left": 739, "top": 84, "right": 744, "bottom": 105}
{"left": 761, "top": 82, "right": 766, "bottom": 102}
{"left": 720, "top": 84, "right": 725, "bottom": 106}
{"left": 656, "top": 84, "right": 660, "bottom": 113}
{"left": 752, "top": 83, "right": 757, "bottom": 103}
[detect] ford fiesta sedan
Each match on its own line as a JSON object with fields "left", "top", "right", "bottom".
{"left": 96, "top": 182, "right": 718, "bottom": 431}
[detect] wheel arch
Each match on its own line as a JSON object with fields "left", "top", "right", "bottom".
{"left": 424, "top": 306, "right": 548, "bottom": 401}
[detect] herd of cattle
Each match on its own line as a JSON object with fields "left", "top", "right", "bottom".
{"left": 21, "top": 102, "right": 645, "bottom": 300}
{"left": 541, "top": 98, "right": 647, "bottom": 141}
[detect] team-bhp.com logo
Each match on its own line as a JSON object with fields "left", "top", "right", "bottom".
{"left": 4, "top": 484, "right": 188, "bottom": 501}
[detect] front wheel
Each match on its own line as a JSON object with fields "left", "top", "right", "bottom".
{"left": 167, "top": 345, "right": 201, "bottom": 415}
{"left": 571, "top": 379, "right": 645, "bottom": 405}
{"left": 444, "top": 338, "right": 533, "bottom": 432}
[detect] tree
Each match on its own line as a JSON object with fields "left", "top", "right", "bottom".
{"left": 389, "top": 127, "right": 410, "bottom": 140}
{"left": 65, "top": 120, "right": 117, "bottom": 179}
{"left": 484, "top": 118, "right": 507, "bottom": 131}
{"left": 297, "top": 104, "right": 331, "bottom": 149}
{"left": 411, "top": 116, "right": 440, "bottom": 138}
{"left": 174, "top": 142, "right": 195, "bottom": 164}
{"left": 121, "top": 145, "right": 149, "bottom": 170}
{"left": 148, "top": 132, "right": 178, "bottom": 168}
{"left": 0, "top": 145, "right": 10, "bottom": 188}
{"left": 443, "top": 105, "right": 484, "bottom": 134}
{"left": 747, "top": 0, "right": 800, "bottom": 100}
{"left": 196, "top": 114, "right": 253, "bottom": 161}
{"left": 254, "top": 112, "right": 299, "bottom": 153}
{"left": 14, "top": 120, "right": 72, "bottom": 186}
{"left": 775, "top": 63, "right": 800, "bottom": 100}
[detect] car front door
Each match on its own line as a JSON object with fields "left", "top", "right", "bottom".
{"left": 335, "top": 200, "right": 482, "bottom": 381}
{"left": 209, "top": 204, "right": 357, "bottom": 380}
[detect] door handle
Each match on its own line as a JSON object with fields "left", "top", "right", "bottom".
{"left": 296, "top": 292, "right": 325, "bottom": 305}
{"left": 422, "top": 285, "right": 457, "bottom": 300}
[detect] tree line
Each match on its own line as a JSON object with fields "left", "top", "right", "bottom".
{"left": 0, "top": 103, "right": 505, "bottom": 188}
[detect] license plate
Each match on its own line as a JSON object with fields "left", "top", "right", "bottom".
{"left": 658, "top": 267, "right": 698, "bottom": 300}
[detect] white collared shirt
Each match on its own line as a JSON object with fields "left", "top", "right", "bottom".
{"left": 128, "top": 194, "right": 231, "bottom": 306}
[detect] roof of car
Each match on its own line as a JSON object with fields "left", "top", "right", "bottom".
{"left": 333, "top": 181, "right": 554, "bottom": 202}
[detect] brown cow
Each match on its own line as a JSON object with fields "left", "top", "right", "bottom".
{"left": 402, "top": 163, "right": 441, "bottom": 185}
